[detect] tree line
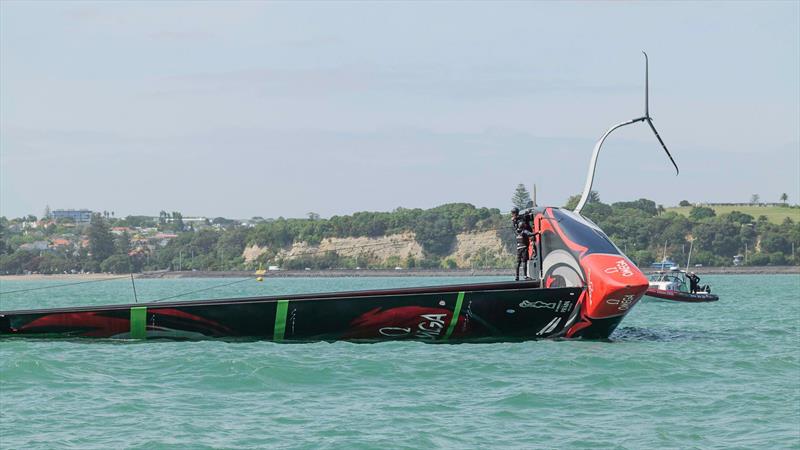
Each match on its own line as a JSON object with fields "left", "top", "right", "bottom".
{"left": 571, "top": 194, "right": 799, "bottom": 267}
{"left": 0, "top": 195, "right": 797, "bottom": 274}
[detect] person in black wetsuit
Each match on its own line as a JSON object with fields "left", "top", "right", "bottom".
{"left": 687, "top": 271, "right": 700, "bottom": 293}
{"left": 511, "top": 207, "right": 538, "bottom": 281}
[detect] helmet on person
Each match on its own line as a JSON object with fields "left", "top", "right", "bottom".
{"left": 511, "top": 207, "right": 519, "bottom": 214}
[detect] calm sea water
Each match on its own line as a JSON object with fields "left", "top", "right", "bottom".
{"left": 1, "top": 275, "right": 798, "bottom": 449}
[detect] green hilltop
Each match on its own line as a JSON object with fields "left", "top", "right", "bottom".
{"left": 667, "top": 204, "right": 799, "bottom": 225}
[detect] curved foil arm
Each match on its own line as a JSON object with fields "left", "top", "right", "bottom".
{"left": 574, "top": 117, "right": 644, "bottom": 214}
{"left": 574, "top": 52, "right": 679, "bottom": 215}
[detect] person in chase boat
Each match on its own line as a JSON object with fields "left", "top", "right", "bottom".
{"left": 688, "top": 272, "right": 709, "bottom": 294}
{"left": 511, "top": 207, "right": 538, "bottom": 281}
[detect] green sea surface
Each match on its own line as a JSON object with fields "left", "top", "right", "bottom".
{"left": 1, "top": 275, "right": 798, "bottom": 449}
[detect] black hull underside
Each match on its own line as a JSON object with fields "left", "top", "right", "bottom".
{"left": 0, "top": 281, "right": 615, "bottom": 342}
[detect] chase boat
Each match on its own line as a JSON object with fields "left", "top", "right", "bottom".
{"left": 646, "top": 270, "right": 718, "bottom": 303}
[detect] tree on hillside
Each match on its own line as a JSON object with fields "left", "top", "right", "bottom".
{"left": 0, "top": 220, "right": 6, "bottom": 255}
{"left": 88, "top": 214, "right": 115, "bottom": 264}
{"left": 307, "top": 212, "right": 320, "bottom": 221}
{"left": 511, "top": 184, "right": 531, "bottom": 210}
{"left": 414, "top": 214, "right": 456, "bottom": 256}
{"left": 171, "top": 212, "right": 184, "bottom": 232}
{"left": 122, "top": 215, "right": 156, "bottom": 228}
{"left": 562, "top": 191, "right": 610, "bottom": 222}
{"left": 115, "top": 232, "right": 131, "bottom": 255}
{"left": 679, "top": 200, "right": 691, "bottom": 207}
{"left": 564, "top": 191, "right": 601, "bottom": 210}
{"left": 216, "top": 228, "right": 249, "bottom": 263}
{"left": 159, "top": 211, "right": 169, "bottom": 227}
{"left": 212, "top": 217, "right": 237, "bottom": 228}
{"left": 612, "top": 199, "right": 658, "bottom": 216}
{"left": 689, "top": 206, "right": 716, "bottom": 220}
{"left": 100, "top": 254, "right": 132, "bottom": 274}
{"left": 750, "top": 194, "right": 760, "bottom": 205}
{"left": 780, "top": 193, "right": 788, "bottom": 205}
{"left": 723, "top": 211, "right": 754, "bottom": 225}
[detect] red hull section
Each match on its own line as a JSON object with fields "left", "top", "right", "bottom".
{"left": 533, "top": 207, "right": 649, "bottom": 338}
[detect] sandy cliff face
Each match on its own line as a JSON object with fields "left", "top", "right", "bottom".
{"left": 449, "top": 230, "right": 509, "bottom": 266}
{"left": 282, "top": 233, "right": 424, "bottom": 262}
{"left": 242, "top": 233, "right": 423, "bottom": 264}
{"left": 242, "top": 230, "right": 512, "bottom": 267}
{"left": 242, "top": 245, "right": 268, "bottom": 263}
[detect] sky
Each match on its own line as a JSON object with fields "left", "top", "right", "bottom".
{"left": 1, "top": 1, "right": 798, "bottom": 219}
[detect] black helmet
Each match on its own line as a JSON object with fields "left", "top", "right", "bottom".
{"left": 511, "top": 207, "right": 519, "bottom": 214}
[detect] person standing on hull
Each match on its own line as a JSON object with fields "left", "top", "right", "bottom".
{"left": 511, "top": 207, "right": 538, "bottom": 281}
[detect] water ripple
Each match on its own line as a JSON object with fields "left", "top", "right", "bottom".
{"left": 2, "top": 275, "right": 799, "bottom": 448}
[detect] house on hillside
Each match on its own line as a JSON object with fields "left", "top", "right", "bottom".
{"left": 49, "top": 238, "right": 73, "bottom": 249}
{"left": 150, "top": 233, "right": 178, "bottom": 247}
{"left": 111, "top": 226, "right": 133, "bottom": 236}
{"left": 21, "top": 220, "right": 39, "bottom": 230}
{"left": 19, "top": 241, "right": 50, "bottom": 252}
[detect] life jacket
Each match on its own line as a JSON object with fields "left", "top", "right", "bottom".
{"left": 513, "top": 219, "right": 533, "bottom": 250}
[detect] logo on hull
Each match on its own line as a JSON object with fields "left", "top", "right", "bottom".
{"left": 378, "top": 313, "right": 448, "bottom": 339}
{"left": 519, "top": 300, "right": 557, "bottom": 309}
{"left": 604, "top": 259, "right": 634, "bottom": 277}
{"left": 605, "top": 294, "right": 636, "bottom": 311}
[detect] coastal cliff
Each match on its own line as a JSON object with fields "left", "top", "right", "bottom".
{"left": 242, "top": 230, "right": 511, "bottom": 269}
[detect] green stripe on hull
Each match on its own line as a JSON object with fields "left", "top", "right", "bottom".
{"left": 130, "top": 306, "right": 147, "bottom": 340}
{"left": 443, "top": 291, "right": 465, "bottom": 340}
{"left": 273, "top": 300, "right": 289, "bottom": 342}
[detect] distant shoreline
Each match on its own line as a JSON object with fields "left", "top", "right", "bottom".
{"left": 0, "top": 273, "right": 127, "bottom": 282}
{"left": 1, "top": 266, "right": 797, "bottom": 281}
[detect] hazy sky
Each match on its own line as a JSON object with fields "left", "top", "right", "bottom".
{"left": 1, "top": 1, "right": 798, "bottom": 219}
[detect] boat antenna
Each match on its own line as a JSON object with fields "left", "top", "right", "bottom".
{"left": 685, "top": 238, "right": 694, "bottom": 271}
{"left": 574, "top": 52, "right": 679, "bottom": 214}
{"left": 130, "top": 273, "right": 139, "bottom": 303}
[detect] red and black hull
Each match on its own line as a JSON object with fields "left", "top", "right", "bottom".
{"left": 533, "top": 207, "right": 650, "bottom": 336}
{"left": 0, "top": 281, "right": 618, "bottom": 342}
